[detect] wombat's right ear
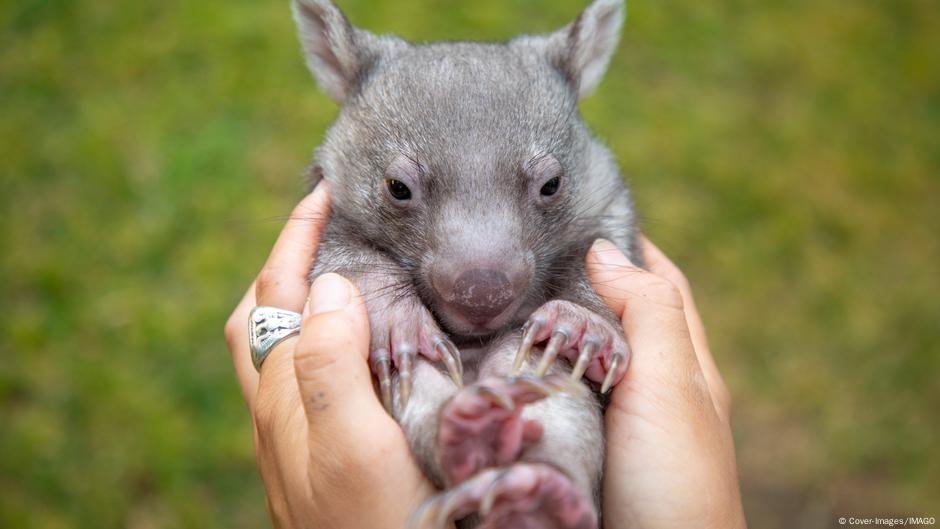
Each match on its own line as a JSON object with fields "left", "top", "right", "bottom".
{"left": 529, "top": 0, "right": 625, "bottom": 99}
{"left": 292, "top": 0, "right": 386, "bottom": 102}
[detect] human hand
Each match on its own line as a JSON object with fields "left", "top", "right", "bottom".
{"left": 223, "top": 184, "right": 439, "bottom": 529}
{"left": 586, "top": 237, "right": 746, "bottom": 529}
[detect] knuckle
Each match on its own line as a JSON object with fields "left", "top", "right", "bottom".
{"left": 255, "top": 266, "right": 282, "bottom": 299}
{"left": 666, "top": 266, "right": 691, "bottom": 292}
{"left": 223, "top": 312, "right": 241, "bottom": 344}
{"left": 251, "top": 384, "right": 297, "bottom": 435}
{"left": 640, "top": 274, "right": 685, "bottom": 310}
{"left": 252, "top": 398, "right": 276, "bottom": 432}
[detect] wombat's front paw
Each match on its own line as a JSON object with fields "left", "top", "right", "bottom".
{"left": 367, "top": 299, "right": 463, "bottom": 413}
{"left": 513, "top": 300, "right": 629, "bottom": 393}
{"left": 438, "top": 375, "right": 581, "bottom": 486}
{"left": 411, "top": 463, "right": 597, "bottom": 529}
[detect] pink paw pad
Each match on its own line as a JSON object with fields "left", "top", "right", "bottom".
{"left": 413, "top": 463, "right": 597, "bottom": 529}
{"left": 439, "top": 375, "right": 579, "bottom": 486}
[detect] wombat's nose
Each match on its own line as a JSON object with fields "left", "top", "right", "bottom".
{"left": 450, "top": 268, "right": 515, "bottom": 322}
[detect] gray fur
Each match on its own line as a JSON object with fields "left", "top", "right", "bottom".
{"left": 293, "top": 0, "right": 639, "bottom": 524}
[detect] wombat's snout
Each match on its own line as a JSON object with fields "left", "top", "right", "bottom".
{"left": 431, "top": 259, "right": 532, "bottom": 331}
{"left": 450, "top": 269, "right": 514, "bottom": 321}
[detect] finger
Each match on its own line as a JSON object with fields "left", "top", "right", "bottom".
{"left": 224, "top": 281, "right": 259, "bottom": 410}
{"left": 293, "top": 273, "right": 391, "bottom": 443}
{"left": 639, "top": 236, "right": 731, "bottom": 419}
{"left": 229, "top": 183, "right": 330, "bottom": 414}
{"left": 585, "top": 239, "right": 685, "bottom": 318}
{"left": 254, "top": 182, "right": 331, "bottom": 312}
{"left": 585, "top": 239, "right": 712, "bottom": 414}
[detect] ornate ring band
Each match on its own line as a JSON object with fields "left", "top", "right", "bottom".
{"left": 248, "top": 306, "right": 302, "bottom": 371}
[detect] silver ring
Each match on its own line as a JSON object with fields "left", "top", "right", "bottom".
{"left": 249, "top": 306, "right": 302, "bottom": 371}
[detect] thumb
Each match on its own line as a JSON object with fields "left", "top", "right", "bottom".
{"left": 585, "top": 240, "right": 707, "bottom": 408}
{"left": 294, "top": 273, "right": 386, "bottom": 440}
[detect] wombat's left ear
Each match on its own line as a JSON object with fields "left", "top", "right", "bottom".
{"left": 292, "top": 0, "right": 400, "bottom": 103}
{"left": 538, "top": 0, "right": 625, "bottom": 99}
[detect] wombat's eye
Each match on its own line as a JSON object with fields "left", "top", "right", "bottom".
{"left": 524, "top": 152, "right": 563, "bottom": 204}
{"left": 540, "top": 176, "right": 561, "bottom": 197}
{"left": 386, "top": 178, "right": 412, "bottom": 200}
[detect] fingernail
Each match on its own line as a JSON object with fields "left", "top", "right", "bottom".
{"left": 590, "top": 239, "right": 635, "bottom": 267}
{"left": 308, "top": 273, "right": 351, "bottom": 314}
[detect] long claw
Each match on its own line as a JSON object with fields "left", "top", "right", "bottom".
{"left": 479, "top": 469, "right": 509, "bottom": 517}
{"left": 409, "top": 469, "right": 500, "bottom": 529}
{"left": 601, "top": 353, "right": 623, "bottom": 394}
{"left": 370, "top": 348, "right": 393, "bottom": 414}
{"left": 409, "top": 489, "right": 456, "bottom": 529}
{"left": 513, "top": 320, "right": 543, "bottom": 373}
{"left": 513, "top": 376, "right": 556, "bottom": 398}
{"left": 535, "top": 330, "right": 568, "bottom": 377}
{"left": 399, "top": 348, "right": 414, "bottom": 409}
{"left": 570, "top": 341, "right": 596, "bottom": 381}
{"left": 432, "top": 491, "right": 462, "bottom": 529}
{"left": 435, "top": 339, "right": 464, "bottom": 388}
{"left": 514, "top": 374, "right": 585, "bottom": 398}
{"left": 475, "top": 385, "right": 514, "bottom": 410}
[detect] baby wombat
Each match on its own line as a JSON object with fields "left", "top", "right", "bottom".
{"left": 291, "top": 0, "right": 640, "bottom": 527}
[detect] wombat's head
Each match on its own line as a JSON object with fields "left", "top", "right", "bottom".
{"left": 294, "top": 0, "right": 626, "bottom": 337}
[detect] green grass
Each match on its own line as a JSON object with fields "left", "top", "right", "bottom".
{"left": 2, "top": 0, "right": 938, "bottom": 527}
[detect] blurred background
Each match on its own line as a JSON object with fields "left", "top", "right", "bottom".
{"left": 2, "top": 0, "right": 938, "bottom": 527}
